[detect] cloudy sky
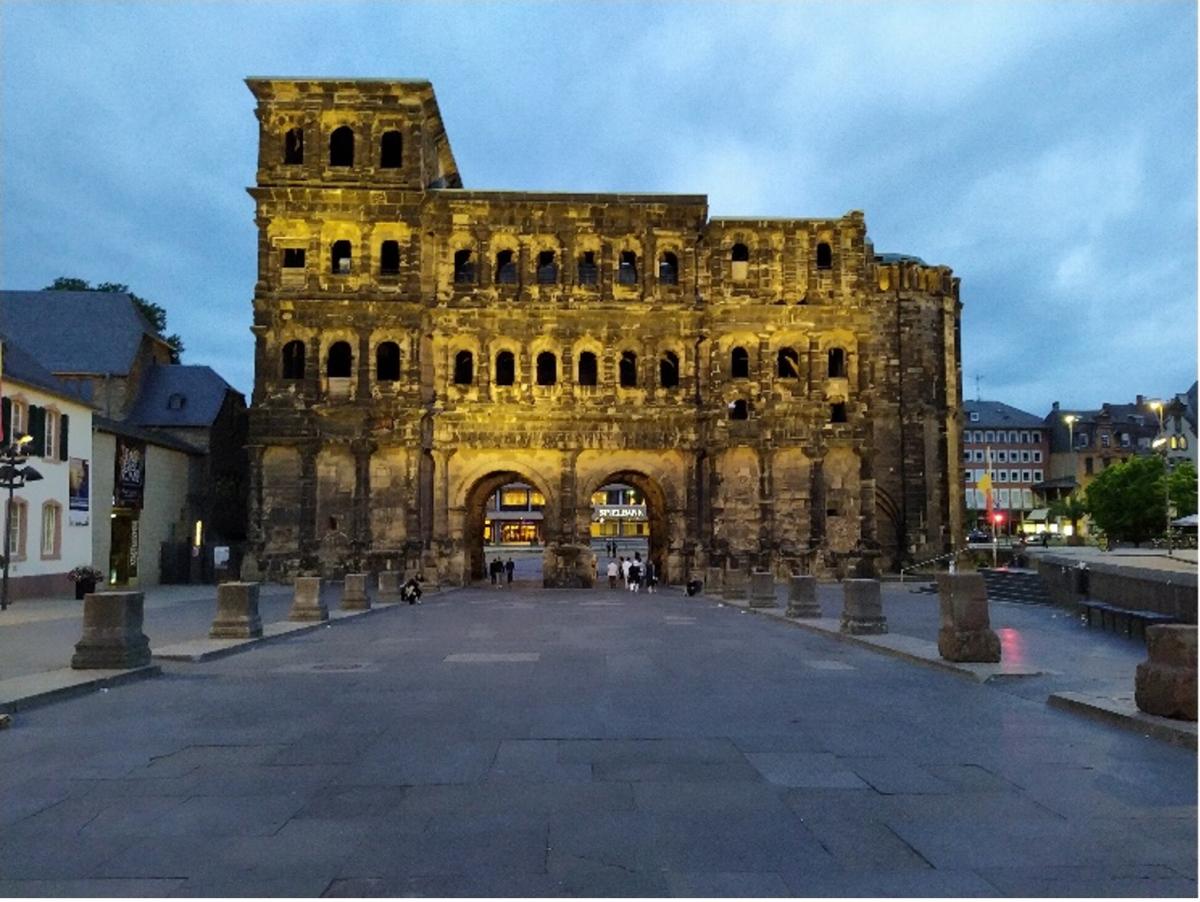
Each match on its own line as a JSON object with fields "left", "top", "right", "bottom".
{"left": 2, "top": 1, "right": 1195, "bottom": 415}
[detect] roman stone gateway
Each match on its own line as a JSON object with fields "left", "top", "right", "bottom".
{"left": 245, "top": 78, "right": 964, "bottom": 587}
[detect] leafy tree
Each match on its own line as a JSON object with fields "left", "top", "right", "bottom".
{"left": 44, "top": 277, "right": 184, "bottom": 362}
{"left": 1048, "top": 493, "right": 1088, "bottom": 540}
{"left": 1168, "top": 461, "right": 1197, "bottom": 519}
{"left": 1085, "top": 456, "right": 1166, "bottom": 546}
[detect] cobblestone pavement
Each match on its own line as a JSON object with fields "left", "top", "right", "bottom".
{"left": 0, "top": 585, "right": 1194, "bottom": 897}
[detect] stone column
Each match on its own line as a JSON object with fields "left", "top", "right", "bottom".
{"left": 786, "top": 575, "right": 820, "bottom": 618}
{"left": 840, "top": 579, "right": 886, "bottom": 635}
{"left": 935, "top": 573, "right": 1000, "bottom": 662}
{"left": 290, "top": 576, "right": 328, "bottom": 622}
{"left": 749, "top": 570, "right": 776, "bottom": 608}
{"left": 298, "top": 445, "right": 319, "bottom": 571}
{"left": 378, "top": 571, "right": 400, "bottom": 598}
{"left": 1136, "top": 625, "right": 1197, "bottom": 721}
{"left": 71, "top": 591, "right": 152, "bottom": 669}
{"left": 722, "top": 567, "right": 748, "bottom": 601}
{"left": 341, "top": 573, "right": 370, "bottom": 611}
{"left": 210, "top": 582, "right": 263, "bottom": 639}
{"left": 242, "top": 444, "right": 265, "bottom": 581}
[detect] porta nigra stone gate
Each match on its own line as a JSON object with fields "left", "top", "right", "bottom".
{"left": 244, "top": 78, "right": 965, "bottom": 588}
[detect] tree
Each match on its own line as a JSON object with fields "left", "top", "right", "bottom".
{"left": 1049, "top": 493, "right": 1089, "bottom": 541}
{"left": 1168, "top": 461, "right": 1197, "bottom": 519}
{"left": 44, "top": 277, "right": 184, "bottom": 362}
{"left": 1085, "top": 456, "right": 1166, "bottom": 546}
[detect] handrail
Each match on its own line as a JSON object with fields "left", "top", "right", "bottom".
{"left": 899, "top": 547, "right": 969, "bottom": 582}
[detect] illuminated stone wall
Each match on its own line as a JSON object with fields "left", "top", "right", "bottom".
{"left": 244, "top": 79, "right": 963, "bottom": 586}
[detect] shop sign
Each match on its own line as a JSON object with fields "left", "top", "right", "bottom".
{"left": 69, "top": 458, "right": 90, "bottom": 525}
{"left": 595, "top": 505, "right": 647, "bottom": 520}
{"left": 115, "top": 438, "right": 146, "bottom": 509}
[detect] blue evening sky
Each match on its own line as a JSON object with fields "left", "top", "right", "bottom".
{"left": 1, "top": 1, "right": 1195, "bottom": 415}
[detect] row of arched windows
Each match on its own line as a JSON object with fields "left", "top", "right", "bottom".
{"left": 282, "top": 126, "right": 403, "bottom": 169}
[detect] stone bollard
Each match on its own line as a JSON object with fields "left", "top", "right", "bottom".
{"left": 378, "top": 571, "right": 400, "bottom": 599}
{"left": 341, "top": 573, "right": 370, "bottom": 611}
{"left": 786, "top": 575, "right": 821, "bottom": 618}
{"left": 722, "top": 568, "right": 748, "bottom": 601}
{"left": 290, "top": 576, "right": 328, "bottom": 622}
{"left": 1136, "top": 625, "right": 1197, "bottom": 721}
{"left": 935, "top": 573, "right": 1000, "bottom": 663}
{"left": 210, "top": 582, "right": 263, "bottom": 639}
{"left": 840, "top": 579, "right": 887, "bottom": 635}
{"left": 749, "top": 570, "right": 777, "bottom": 608}
{"left": 71, "top": 591, "right": 152, "bottom": 669}
{"left": 705, "top": 566, "right": 724, "bottom": 595}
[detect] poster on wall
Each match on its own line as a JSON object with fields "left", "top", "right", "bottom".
{"left": 115, "top": 437, "right": 146, "bottom": 510}
{"left": 69, "top": 458, "right": 90, "bottom": 525}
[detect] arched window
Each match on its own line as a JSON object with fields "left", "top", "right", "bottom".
{"left": 730, "top": 400, "right": 749, "bottom": 420}
{"left": 777, "top": 347, "right": 800, "bottom": 378}
{"left": 619, "top": 351, "right": 638, "bottom": 387}
{"left": 827, "top": 347, "right": 847, "bottom": 378}
{"left": 327, "top": 341, "right": 352, "bottom": 378}
{"left": 329, "top": 126, "right": 354, "bottom": 167}
{"left": 496, "top": 249, "right": 517, "bottom": 284}
{"left": 380, "top": 130, "right": 403, "bottom": 168}
{"left": 618, "top": 251, "right": 638, "bottom": 285}
{"left": 731, "top": 346, "right": 750, "bottom": 379}
{"left": 659, "top": 351, "right": 680, "bottom": 388}
{"left": 494, "top": 351, "right": 515, "bottom": 386}
{"left": 453, "top": 249, "right": 475, "bottom": 284}
{"left": 379, "top": 240, "right": 400, "bottom": 275}
{"left": 659, "top": 252, "right": 678, "bottom": 285}
{"left": 577, "top": 251, "right": 599, "bottom": 286}
{"left": 453, "top": 350, "right": 474, "bottom": 385}
{"left": 376, "top": 342, "right": 401, "bottom": 382}
{"left": 536, "top": 352, "right": 558, "bottom": 386}
{"left": 731, "top": 243, "right": 750, "bottom": 282}
{"left": 281, "top": 340, "right": 306, "bottom": 379}
{"left": 577, "top": 351, "right": 598, "bottom": 386}
{"left": 816, "top": 242, "right": 832, "bottom": 270}
{"left": 283, "top": 127, "right": 304, "bottom": 165}
{"left": 331, "top": 240, "right": 352, "bottom": 274}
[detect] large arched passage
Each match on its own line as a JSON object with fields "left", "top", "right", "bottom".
{"left": 462, "top": 469, "right": 556, "bottom": 584}
{"left": 584, "top": 469, "right": 671, "bottom": 584}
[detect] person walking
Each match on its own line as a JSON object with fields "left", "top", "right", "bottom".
{"left": 620, "top": 556, "right": 631, "bottom": 589}
{"left": 488, "top": 557, "right": 498, "bottom": 586}
{"left": 606, "top": 558, "right": 619, "bottom": 589}
{"left": 505, "top": 557, "right": 515, "bottom": 586}
{"left": 645, "top": 559, "right": 657, "bottom": 594}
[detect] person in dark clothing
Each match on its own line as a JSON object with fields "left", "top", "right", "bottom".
{"left": 489, "top": 558, "right": 498, "bottom": 585}
{"left": 505, "top": 557, "right": 515, "bottom": 585}
{"left": 401, "top": 575, "right": 423, "bottom": 604}
{"left": 686, "top": 579, "right": 702, "bottom": 596}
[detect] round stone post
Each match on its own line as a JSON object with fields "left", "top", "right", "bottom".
{"left": 378, "top": 571, "right": 400, "bottom": 598}
{"left": 786, "top": 575, "right": 820, "bottom": 618}
{"left": 71, "top": 591, "right": 152, "bottom": 669}
{"left": 290, "top": 576, "right": 328, "bottom": 622}
{"left": 341, "top": 573, "right": 370, "bottom": 611}
{"left": 1136, "top": 625, "right": 1197, "bottom": 721}
{"left": 749, "top": 570, "right": 777, "bottom": 608}
{"left": 210, "top": 582, "right": 263, "bottom": 639}
{"left": 935, "top": 573, "right": 1000, "bottom": 662}
{"left": 840, "top": 579, "right": 886, "bottom": 635}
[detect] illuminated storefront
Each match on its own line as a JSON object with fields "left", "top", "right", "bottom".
{"left": 483, "top": 483, "right": 545, "bottom": 545}
{"left": 590, "top": 484, "right": 647, "bottom": 538}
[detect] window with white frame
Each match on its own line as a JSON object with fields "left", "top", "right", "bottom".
{"left": 997, "top": 450, "right": 1007, "bottom": 463}
{"left": 969, "top": 411, "right": 980, "bottom": 422}
{"left": 996, "top": 470, "right": 1007, "bottom": 483}
{"left": 40, "top": 501, "right": 60, "bottom": 558}
{"left": 6, "top": 498, "right": 27, "bottom": 561}
{"left": 974, "top": 450, "right": 984, "bottom": 462}
{"left": 10, "top": 399, "right": 27, "bottom": 436}
{"left": 1020, "top": 431, "right": 1030, "bottom": 443}
{"left": 1021, "top": 450, "right": 1030, "bottom": 462}
{"left": 1022, "top": 489, "right": 1034, "bottom": 508}
{"left": 984, "top": 430, "right": 994, "bottom": 442}
{"left": 1022, "top": 469, "right": 1032, "bottom": 483}
{"left": 963, "top": 450, "right": 972, "bottom": 462}
{"left": 1034, "top": 469, "right": 1043, "bottom": 482}
{"left": 43, "top": 409, "right": 58, "bottom": 460}
{"left": 1032, "top": 450, "right": 1042, "bottom": 463}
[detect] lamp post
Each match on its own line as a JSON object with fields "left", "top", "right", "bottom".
{"left": 1151, "top": 400, "right": 1172, "bottom": 558}
{"left": 1063, "top": 414, "right": 1079, "bottom": 539}
{"left": 0, "top": 435, "right": 44, "bottom": 611}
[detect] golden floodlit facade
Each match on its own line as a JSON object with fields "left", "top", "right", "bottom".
{"left": 243, "top": 78, "right": 964, "bottom": 587}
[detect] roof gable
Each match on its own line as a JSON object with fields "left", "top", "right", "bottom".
{"left": 126, "top": 364, "right": 241, "bottom": 428}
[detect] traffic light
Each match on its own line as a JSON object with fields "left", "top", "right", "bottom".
{"left": 992, "top": 512, "right": 1005, "bottom": 526}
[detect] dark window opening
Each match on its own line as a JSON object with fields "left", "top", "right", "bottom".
{"left": 284, "top": 127, "right": 304, "bottom": 165}
{"left": 453, "top": 350, "right": 474, "bottom": 385}
{"left": 496, "top": 249, "right": 517, "bottom": 284}
{"left": 830, "top": 402, "right": 847, "bottom": 423}
{"left": 816, "top": 241, "right": 832, "bottom": 270}
{"left": 659, "top": 351, "right": 680, "bottom": 388}
{"left": 827, "top": 347, "right": 847, "bottom": 378}
{"left": 494, "top": 351, "right": 515, "bottom": 386}
{"left": 282, "top": 248, "right": 306, "bottom": 268}
{"left": 380, "top": 240, "right": 400, "bottom": 275}
{"left": 327, "top": 341, "right": 352, "bottom": 378}
{"left": 281, "top": 340, "right": 306, "bottom": 380}
{"left": 166, "top": 392, "right": 186, "bottom": 411}
{"left": 731, "top": 243, "right": 750, "bottom": 262}
{"left": 329, "top": 126, "right": 354, "bottom": 167}
{"left": 380, "top": 130, "right": 403, "bottom": 168}
{"left": 453, "top": 249, "right": 475, "bottom": 284}
{"left": 731, "top": 346, "right": 750, "bottom": 379}
{"left": 536, "top": 352, "right": 557, "bottom": 386}
{"left": 536, "top": 250, "right": 557, "bottom": 284}
{"left": 777, "top": 347, "right": 800, "bottom": 378}
{"left": 659, "top": 252, "right": 678, "bottom": 285}
{"left": 331, "top": 240, "right": 352, "bottom": 274}
{"left": 618, "top": 251, "right": 638, "bottom": 285}
{"left": 730, "top": 400, "right": 749, "bottom": 420}
{"left": 328, "top": 517, "right": 338, "bottom": 531}
{"left": 619, "top": 351, "right": 638, "bottom": 387}
{"left": 376, "top": 342, "right": 401, "bottom": 381}
{"left": 577, "top": 351, "right": 598, "bottom": 386}
{"left": 578, "top": 251, "right": 598, "bottom": 286}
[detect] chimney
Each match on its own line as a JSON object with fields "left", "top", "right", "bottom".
{"left": 1051, "top": 401, "right": 1060, "bottom": 411}
{"left": 1136, "top": 394, "right": 1145, "bottom": 407}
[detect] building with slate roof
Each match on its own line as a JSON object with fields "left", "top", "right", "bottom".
{"left": 1163, "top": 382, "right": 1197, "bottom": 469}
{"left": 961, "top": 400, "right": 1050, "bottom": 532}
{"left": 1046, "top": 397, "right": 1162, "bottom": 492}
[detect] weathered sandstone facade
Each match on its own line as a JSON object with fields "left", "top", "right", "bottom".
{"left": 244, "top": 78, "right": 964, "bottom": 587}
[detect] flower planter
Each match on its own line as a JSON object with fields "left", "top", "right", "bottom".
{"left": 74, "top": 579, "right": 97, "bottom": 600}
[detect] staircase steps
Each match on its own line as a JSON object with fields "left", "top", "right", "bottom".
{"left": 979, "top": 568, "right": 1052, "bottom": 606}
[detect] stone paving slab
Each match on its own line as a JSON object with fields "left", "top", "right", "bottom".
{"left": 1048, "top": 690, "right": 1198, "bottom": 749}
{"left": 0, "top": 665, "right": 161, "bottom": 714}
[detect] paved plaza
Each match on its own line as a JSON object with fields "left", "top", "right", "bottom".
{"left": 0, "top": 580, "right": 1196, "bottom": 897}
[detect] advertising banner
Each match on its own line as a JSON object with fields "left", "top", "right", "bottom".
{"left": 69, "top": 457, "right": 90, "bottom": 525}
{"left": 115, "top": 437, "right": 146, "bottom": 510}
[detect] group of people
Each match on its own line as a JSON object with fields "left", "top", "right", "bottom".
{"left": 488, "top": 556, "right": 516, "bottom": 587}
{"left": 605, "top": 552, "right": 657, "bottom": 593}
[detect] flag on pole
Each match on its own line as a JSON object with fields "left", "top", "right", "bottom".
{"left": 979, "top": 446, "right": 994, "bottom": 522}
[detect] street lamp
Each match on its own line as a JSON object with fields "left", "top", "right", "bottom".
{"left": 1151, "top": 399, "right": 1172, "bottom": 557}
{"left": 1063, "top": 414, "right": 1079, "bottom": 539}
{"left": 0, "top": 435, "right": 44, "bottom": 611}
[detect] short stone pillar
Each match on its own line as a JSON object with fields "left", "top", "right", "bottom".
{"left": 71, "top": 591, "right": 152, "bottom": 669}
{"left": 749, "top": 570, "right": 777, "bottom": 608}
{"left": 341, "top": 573, "right": 370, "bottom": 611}
{"left": 210, "top": 582, "right": 263, "bottom": 639}
{"left": 289, "top": 576, "right": 328, "bottom": 622}
{"left": 1136, "top": 625, "right": 1197, "bottom": 721}
{"left": 722, "top": 568, "right": 748, "bottom": 601}
{"left": 840, "top": 579, "right": 887, "bottom": 635}
{"left": 378, "top": 571, "right": 400, "bottom": 598}
{"left": 705, "top": 566, "right": 724, "bottom": 595}
{"left": 786, "top": 575, "right": 821, "bottom": 618}
{"left": 935, "top": 573, "right": 1000, "bottom": 663}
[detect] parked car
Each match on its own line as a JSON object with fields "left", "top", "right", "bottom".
{"left": 967, "top": 529, "right": 991, "bottom": 543}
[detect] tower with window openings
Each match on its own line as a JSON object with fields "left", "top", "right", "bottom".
{"left": 246, "top": 78, "right": 964, "bottom": 585}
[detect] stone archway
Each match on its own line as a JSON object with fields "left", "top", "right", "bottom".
{"left": 462, "top": 469, "right": 556, "bottom": 584}
{"left": 583, "top": 469, "right": 672, "bottom": 584}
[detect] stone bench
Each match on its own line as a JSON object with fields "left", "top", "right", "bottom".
{"left": 1080, "top": 600, "right": 1178, "bottom": 639}
{"left": 71, "top": 591, "right": 152, "bottom": 669}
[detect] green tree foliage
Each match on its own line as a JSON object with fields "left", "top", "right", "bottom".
{"left": 1085, "top": 455, "right": 1167, "bottom": 546}
{"left": 44, "top": 277, "right": 184, "bottom": 362}
{"left": 1168, "top": 461, "right": 1197, "bottom": 518}
{"left": 1049, "top": 493, "right": 1089, "bottom": 536}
